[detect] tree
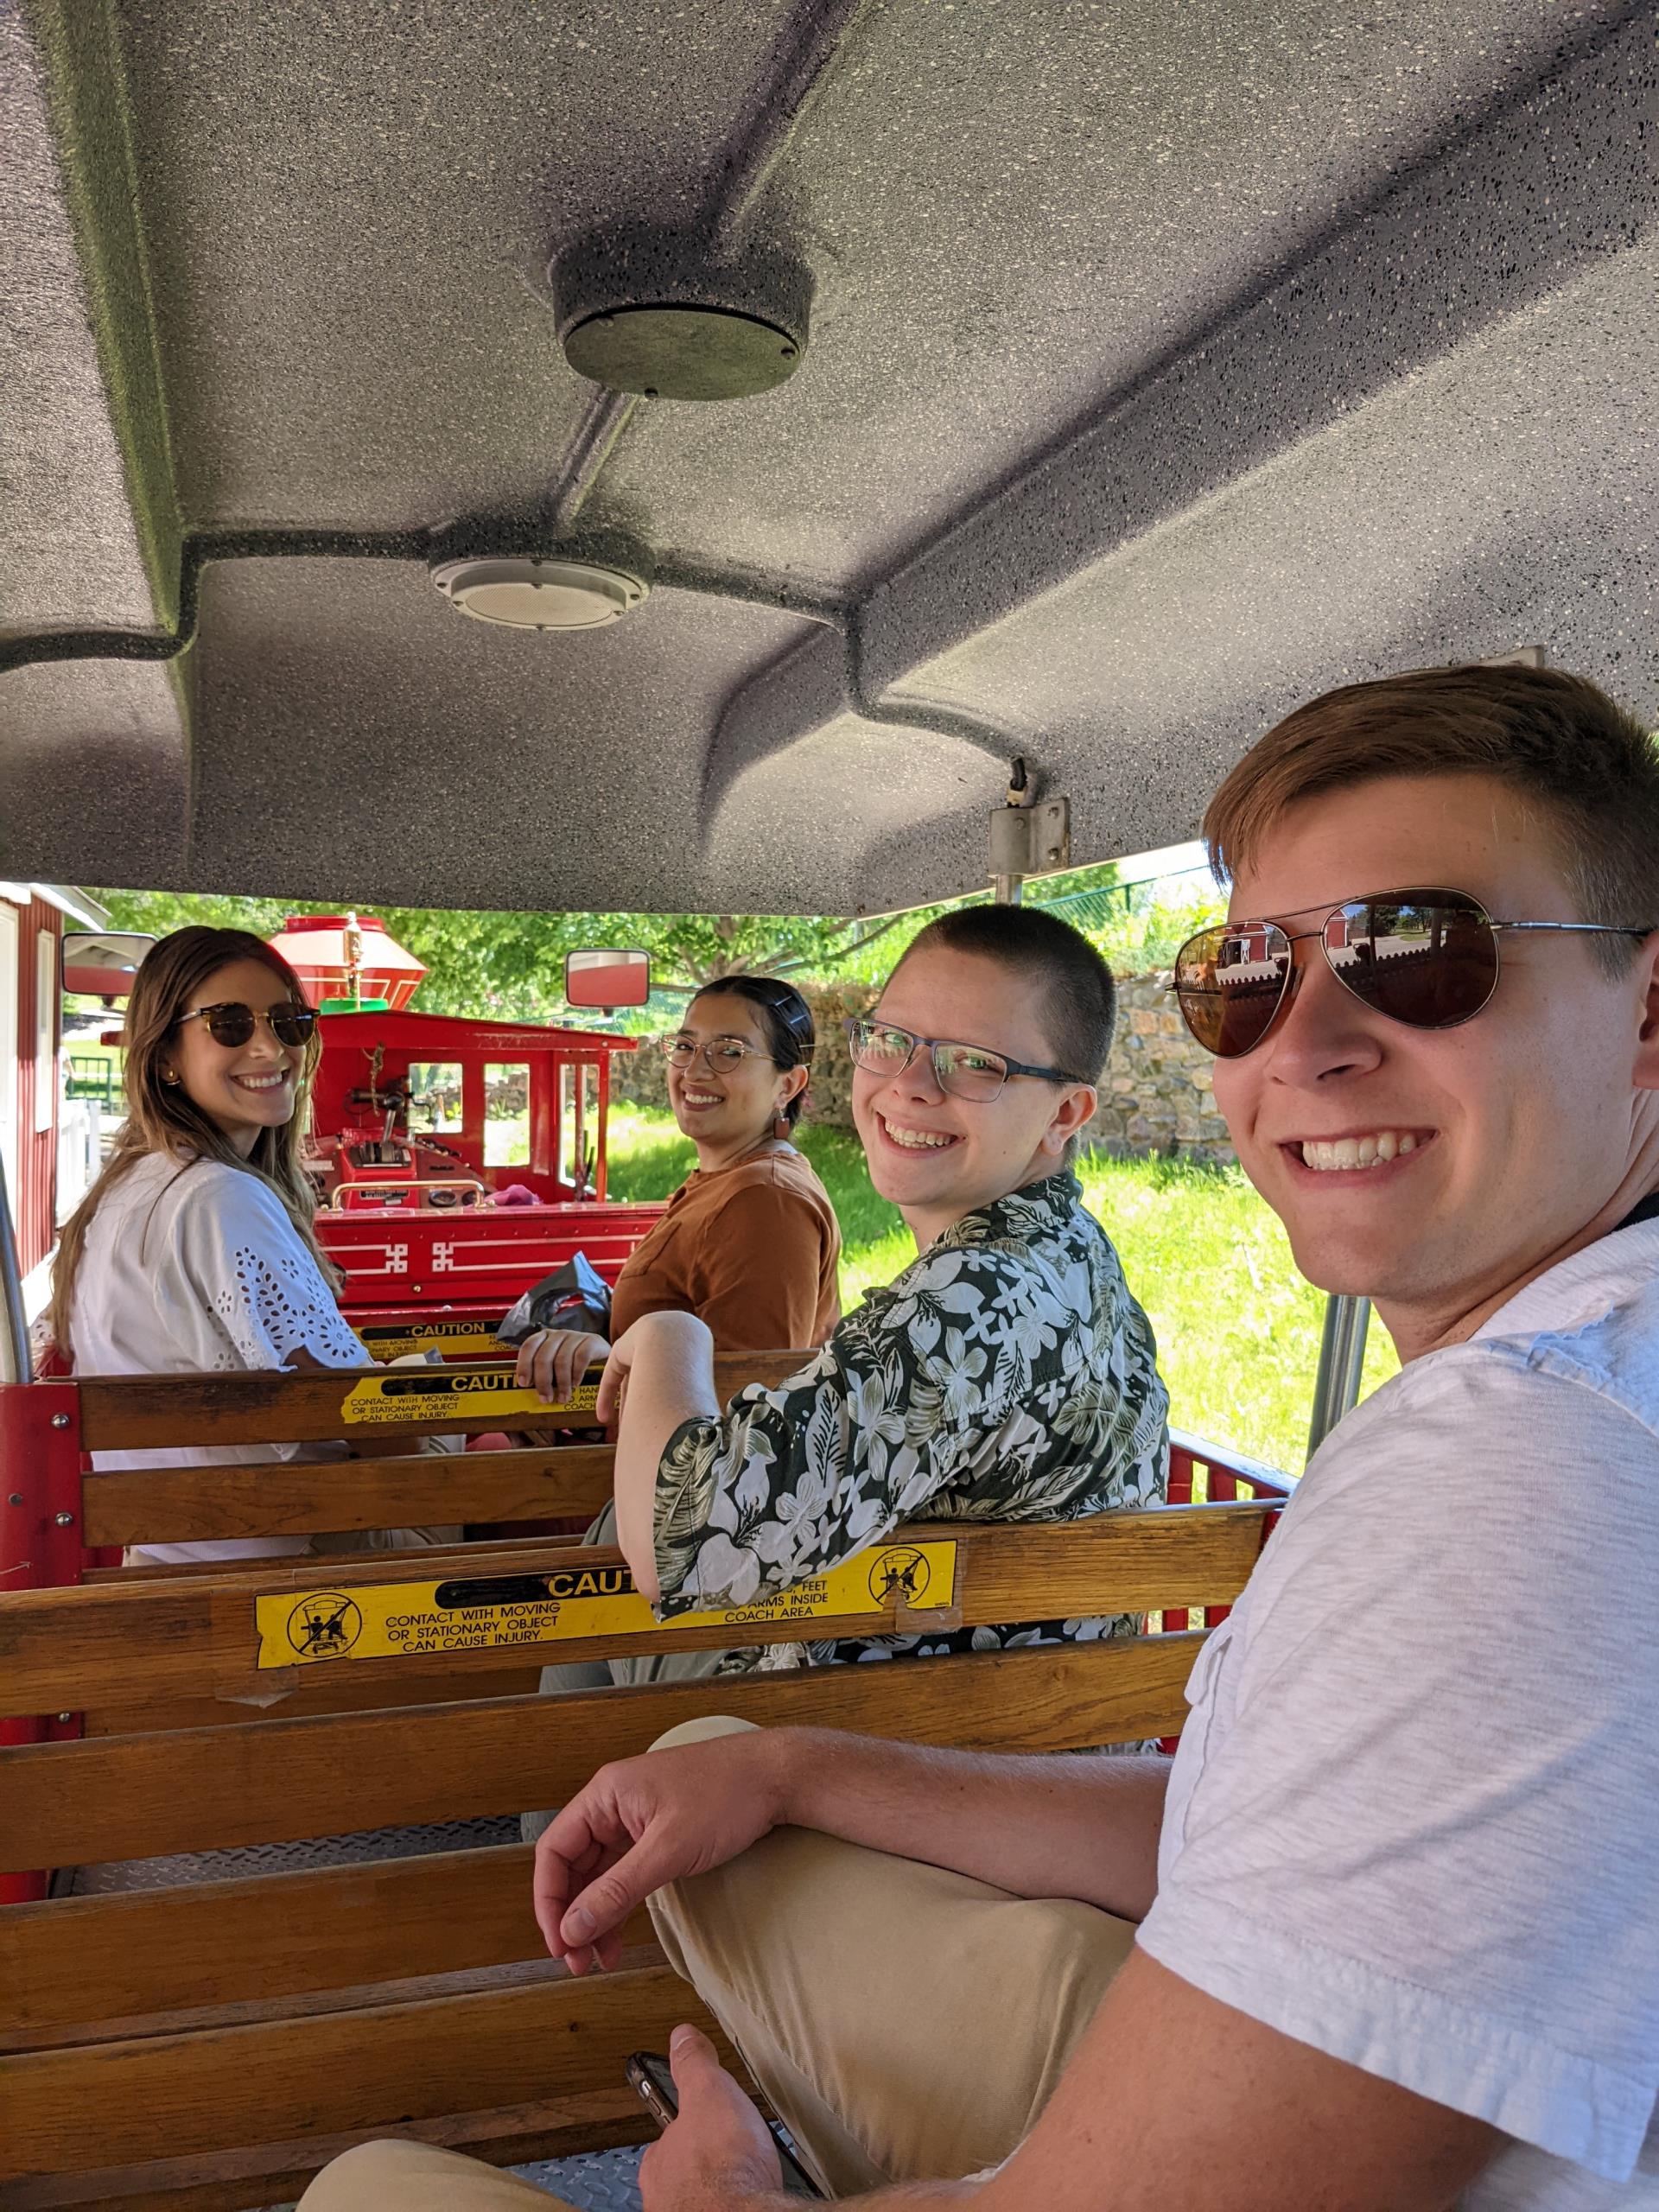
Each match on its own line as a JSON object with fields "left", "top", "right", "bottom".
{"left": 92, "top": 860, "right": 1218, "bottom": 1029}
{"left": 88, "top": 890, "right": 908, "bottom": 1022}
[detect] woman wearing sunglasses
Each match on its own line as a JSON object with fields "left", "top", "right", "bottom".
{"left": 588, "top": 902, "right": 1169, "bottom": 1678}
{"left": 48, "top": 926, "right": 450, "bottom": 1565}
{"left": 514, "top": 976, "right": 840, "bottom": 1408}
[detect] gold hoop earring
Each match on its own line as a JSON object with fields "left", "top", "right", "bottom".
{"left": 162, "top": 1069, "right": 180, "bottom": 1086}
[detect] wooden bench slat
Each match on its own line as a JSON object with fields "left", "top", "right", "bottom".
{"left": 3, "top": 1936, "right": 664, "bottom": 2054}
{"left": 0, "top": 2089, "right": 653, "bottom": 2212}
{"left": 81, "top": 1443, "right": 615, "bottom": 1546}
{"left": 0, "top": 1845, "right": 538, "bottom": 2037}
{"left": 0, "top": 1967, "right": 730, "bottom": 2178}
{"left": 81, "top": 1663, "right": 548, "bottom": 1736}
{"left": 1, "top": 1631, "right": 1205, "bottom": 1872}
{"left": 1, "top": 1505, "right": 1266, "bottom": 1713}
{"left": 75, "top": 1351, "right": 803, "bottom": 1452}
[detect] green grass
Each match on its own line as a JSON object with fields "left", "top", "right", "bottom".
{"left": 602, "top": 1107, "right": 1398, "bottom": 1477}
{"left": 1077, "top": 1153, "right": 1398, "bottom": 1476}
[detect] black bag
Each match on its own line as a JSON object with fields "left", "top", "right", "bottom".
{"left": 494, "top": 1251, "right": 613, "bottom": 1347}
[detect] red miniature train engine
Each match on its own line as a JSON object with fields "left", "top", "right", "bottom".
{"left": 270, "top": 917, "right": 666, "bottom": 1322}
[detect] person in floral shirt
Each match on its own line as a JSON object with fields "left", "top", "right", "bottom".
{"left": 602, "top": 903, "right": 1170, "bottom": 1672}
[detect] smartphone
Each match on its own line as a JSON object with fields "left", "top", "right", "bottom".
{"left": 626, "top": 2050, "right": 825, "bottom": 2198}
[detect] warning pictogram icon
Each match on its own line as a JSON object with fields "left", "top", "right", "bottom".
{"left": 286, "top": 1592, "right": 363, "bottom": 1661}
{"left": 868, "top": 1547, "right": 931, "bottom": 1608}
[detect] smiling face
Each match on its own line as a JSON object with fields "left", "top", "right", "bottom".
{"left": 1212, "top": 772, "right": 1659, "bottom": 1357}
{"left": 853, "top": 944, "right": 1097, "bottom": 1246}
{"left": 168, "top": 957, "right": 309, "bottom": 1156}
{"left": 665, "top": 991, "right": 806, "bottom": 1169}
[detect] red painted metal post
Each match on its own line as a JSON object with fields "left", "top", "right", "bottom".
{"left": 1, "top": 1376, "right": 88, "bottom": 1904}
{"left": 595, "top": 1053, "right": 611, "bottom": 1203}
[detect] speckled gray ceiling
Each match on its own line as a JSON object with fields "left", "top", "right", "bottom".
{"left": 2, "top": 0, "right": 1656, "bottom": 914}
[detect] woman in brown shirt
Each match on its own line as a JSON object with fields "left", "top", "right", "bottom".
{"left": 516, "top": 981, "right": 842, "bottom": 1771}
{"left": 514, "top": 976, "right": 840, "bottom": 1403}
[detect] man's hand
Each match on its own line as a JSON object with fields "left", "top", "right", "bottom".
{"left": 639, "top": 2025, "right": 786, "bottom": 2210}
{"left": 533, "top": 1730, "right": 791, "bottom": 1972}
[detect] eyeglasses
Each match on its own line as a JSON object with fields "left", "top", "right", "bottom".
{"left": 180, "top": 1001, "right": 319, "bottom": 1050}
{"left": 1173, "top": 887, "right": 1654, "bottom": 1059}
{"left": 661, "top": 1034, "right": 773, "bottom": 1071}
{"left": 844, "top": 1017, "right": 1088, "bottom": 1102}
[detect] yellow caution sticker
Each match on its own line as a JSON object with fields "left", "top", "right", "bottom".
{"left": 254, "top": 1541, "right": 959, "bottom": 1669}
{"left": 339, "top": 1370, "right": 598, "bottom": 1426}
{"left": 357, "top": 1319, "right": 507, "bottom": 1359}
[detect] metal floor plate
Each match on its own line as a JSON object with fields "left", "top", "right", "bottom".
{"left": 64, "top": 1815, "right": 522, "bottom": 1893}
{"left": 512, "top": 2146, "right": 645, "bottom": 2209}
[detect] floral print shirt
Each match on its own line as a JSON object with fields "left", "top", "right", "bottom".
{"left": 652, "top": 1170, "right": 1169, "bottom": 1672}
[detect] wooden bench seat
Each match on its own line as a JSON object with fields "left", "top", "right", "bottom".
{"left": 0, "top": 1349, "right": 1288, "bottom": 2209}
{"left": 0, "top": 1514, "right": 1274, "bottom": 2209}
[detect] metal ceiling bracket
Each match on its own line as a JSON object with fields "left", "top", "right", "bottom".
{"left": 988, "top": 795, "right": 1071, "bottom": 887}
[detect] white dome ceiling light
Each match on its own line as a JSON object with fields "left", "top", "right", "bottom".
{"left": 429, "top": 554, "right": 649, "bottom": 632}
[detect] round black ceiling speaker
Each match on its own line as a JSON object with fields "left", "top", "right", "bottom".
{"left": 550, "top": 225, "right": 811, "bottom": 402}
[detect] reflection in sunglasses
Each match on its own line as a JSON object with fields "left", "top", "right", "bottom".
{"left": 182, "top": 1001, "right": 318, "bottom": 1050}
{"left": 1173, "top": 885, "right": 1648, "bottom": 1058}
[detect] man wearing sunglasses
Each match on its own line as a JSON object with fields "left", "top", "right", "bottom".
{"left": 308, "top": 664, "right": 1659, "bottom": 2212}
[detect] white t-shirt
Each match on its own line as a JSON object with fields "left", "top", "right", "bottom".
{"left": 70, "top": 1151, "right": 370, "bottom": 1564}
{"left": 1138, "top": 1221, "right": 1659, "bottom": 2207}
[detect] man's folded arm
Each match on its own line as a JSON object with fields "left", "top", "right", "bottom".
{"left": 781, "top": 1730, "right": 1171, "bottom": 1923}
{"left": 541, "top": 1725, "right": 1173, "bottom": 1969}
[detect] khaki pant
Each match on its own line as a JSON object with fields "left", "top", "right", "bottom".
{"left": 299, "top": 1718, "right": 1135, "bottom": 2209}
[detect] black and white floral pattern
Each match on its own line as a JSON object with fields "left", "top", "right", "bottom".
{"left": 652, "top": 1170, "right": 1169, "bottom": 1672}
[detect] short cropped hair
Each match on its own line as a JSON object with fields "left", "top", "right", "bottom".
{"left": 1204, "top": 664, "right": 1659, "bottom": 975}
{"left": 899, "top": 902, "right": 1116, "bottom": 1081}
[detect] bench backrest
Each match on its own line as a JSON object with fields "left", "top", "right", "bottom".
{"left": 0, "top": 1462, "right": 1286, "bottom": 2205}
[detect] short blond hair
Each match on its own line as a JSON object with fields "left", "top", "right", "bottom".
{"left": 1204, "top": 665, "right": 1659, "bottom": 971}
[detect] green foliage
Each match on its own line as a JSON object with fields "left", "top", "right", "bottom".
{"left": 92, "top": 890, "right": 889, "bottom": 1023}
{"left": 92, "top": 860, "right": 1224, "bottom": 1032}
{"left": 1078, "top": 1151, "right": 1398, "bottom": 1475}
{"left": 1029, "top": 874, "right": 1226, "bottom": 975}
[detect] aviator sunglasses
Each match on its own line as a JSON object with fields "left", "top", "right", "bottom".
{"left": 180, "top": 1000, "right": 319, "bottom": 1050}
{"left": 1173, "top": 887, "right": 1654, "bottom": 1060}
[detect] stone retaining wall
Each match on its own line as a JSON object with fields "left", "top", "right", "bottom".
{"left": 1086, "top": 972, "right": 1235, "bottom": 1165}
{"left": 609, "top": 974, "right": 1233, "bottom": 1165}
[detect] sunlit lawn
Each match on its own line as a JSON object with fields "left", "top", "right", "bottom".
{"left": 603, "top": 1107, "right": 1398, "bottom": 1476}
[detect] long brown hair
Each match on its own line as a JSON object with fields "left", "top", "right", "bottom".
{"left": 48, "top": 928, "right": 334, "bottom": 1360}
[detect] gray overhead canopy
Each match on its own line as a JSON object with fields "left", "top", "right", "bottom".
{"left": 2, "top": 0, "right": 1655, "bottom": 917}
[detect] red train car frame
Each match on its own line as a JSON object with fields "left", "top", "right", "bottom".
{"left": 306, "top": 1005, "right": 665, "bottom": 1326}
